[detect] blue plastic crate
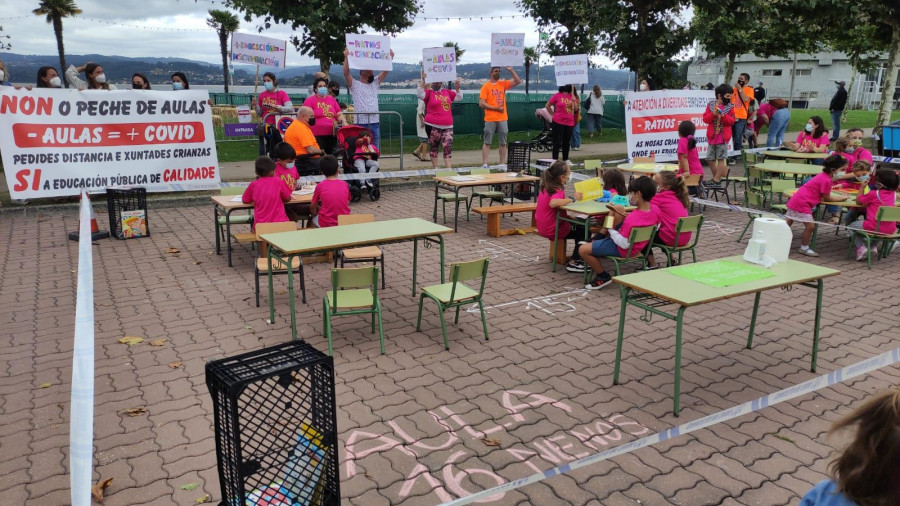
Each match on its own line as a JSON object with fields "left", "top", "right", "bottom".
{"left": 883, "top": 121, "right": 900, "bottom": 155}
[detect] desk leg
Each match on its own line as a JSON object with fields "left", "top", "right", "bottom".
{"left": 412, "top": 239, "right": 418, "bottom": 297}
{"left": 286, "top": 254, "right": 297, "bottom": 341}
{"left": 432, "top": 183, "right": 439, "bottom": 223}
{"left": 267, "top": 248, "right": 276, "bottom": 324}
{"left": 746, "top": 292, "right": 761, "bottom": 349}
{"left": 552, "top": 214, "right": 561, "bottom": 272}
{"left": 811, "top": 278, "right": 823, "bottom": 372}
{"left": 613, "top": 287, "right": 630, "bottom": 385}
{"left": 226, "top": 209, "right": 234, "bottom": 267}
{"left": 582, "top": 217, "right": 592, "bottom": 285}
{"left": 453, "top": 187, "right": 461, "bottom": 232}
{"left": 673, "top": 306, "right": 686, "bottom": 417}
{"left": 214, "top": 206, "right": 221, "bottom": 255}
{"left": 439, "top": 236, "right": 445, "bottom": 284}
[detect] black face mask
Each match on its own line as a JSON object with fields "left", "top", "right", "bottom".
{"left": 330, "top": 88, "right": 339, "bottom": 97}
{"left": 132, "top": 83, "right": 143, "bottom": 89}
{"left": 308, "top": 117, "right": 316, "bottom": 127}
{"left": 366, "top": 75, "right": 375, "bottom": 84}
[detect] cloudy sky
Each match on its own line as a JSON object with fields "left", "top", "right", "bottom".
{"left": 0, "top": 0, "right": 631, "bottom": 68}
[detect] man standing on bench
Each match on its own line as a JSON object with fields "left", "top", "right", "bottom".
{"left": 480, "top": 66, "right": 521, "bottom": 169}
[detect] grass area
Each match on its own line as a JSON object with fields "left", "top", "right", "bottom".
{"left": 786, "top": 109, "right": 900, "bottom": 133}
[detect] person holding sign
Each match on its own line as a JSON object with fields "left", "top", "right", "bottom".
{"left": 342, "top": 47, "right": 395, "bottom": 149}
{"left": 416, "top": 76, "right": 463, "bottom": 169}
{"left": 546, "top": 85, "right": 580, "bottom": 162}
{"left": 252, "top": 72, "right": 293, "bottom": 126}
{"left": 479, "top": 66, "right": 521, "bottom": 167}
{"left": 66, "top": 62, "right": 117, "bottom": 90}
{"left": 303, "top": 77, "right": 346, "bottom": 154}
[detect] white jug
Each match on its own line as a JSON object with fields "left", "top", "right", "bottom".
{"left": 750, "top": 218, "right": 792, "bottom": 263}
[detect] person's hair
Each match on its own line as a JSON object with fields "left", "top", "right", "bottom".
{"left": 678, "top": 121, "right": 697, "bottom": 150}
{"left": 0, "top": 59, "right": 8, "bottom": 81}
{"left": 739, "top": 72, "right": 750, "bottom": 81}
{"left": 592, "top": 85, "right": 602, "bottom": 97}
{"left": 255, "top": 156, "right": 276, "bottom": 177}
{"left": 320, "top": 154, "right": 339, "bottom": 176}
{"left": 132, "top": 72, "right": 151, "bottom": 90}
{"left": 846, "top": 127, "right": 864, "bottom": 136}
{"left": 328, "top": 80, "right": 340, "bottom": 95}
{"left": 171, "top": 72, "right": 190, "bottom": 89}
{"left": 875, "top": 168, "right": 899, "bottom": 191}
{"left": 628, "top": 176, "right": 657, "bottom": 202}
{"left": 851, "top": 160, "right": 871, "bottom": 173}
{"left": 263, "top": 71, "right": 278, "bottom": 88}
{"left": 558, "top": 84, "right": 572, "bottom": 94}
{"left": 808, "top": 116, "right": 826, "bottom": 139}
{"left": 657, "top": 170, "right": 689, "bottom": 208}
{"left": 714, "top": 83, "right": 731, "bottom": 100}
{"left": 826, "top": 388, "right": 900, "bottom": 506}
{"left": 36, "top": 66, "right": 57, "bottom": 88}
{"left": 601, "top": 168, "right": 627, "bottom": 196}
{"left": 834, "top": 137, "right": 851, "bottom": 152}
{"left": 272, "top": 142, "right": 296, "bottom": 162}
{"left": 490, "top": 67, "right": 500, "bottom": 72}
{"left": 540, "top": 161, "right": 569, "bottom": 194}
{"left": 821, "top": 154, "right": 848, "bottom": 175}
{"left": 313, "top": 77, "right": 328, "bottom": 89}
{"left": 84, "top": 62, "right": 109, "bottom": 90}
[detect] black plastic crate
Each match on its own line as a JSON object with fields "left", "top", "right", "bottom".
{"left": 206, "top": 341, "right": 340, "bottom": 506}
{"left": 106, "top": 186, "right": 149, "bottom": 240}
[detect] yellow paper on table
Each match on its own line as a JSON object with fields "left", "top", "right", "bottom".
{"left": 574, "top": 178, "right": 604, "bottom": 201}
{"left": 633, "top": 163, "right": 668, "bottom": 172}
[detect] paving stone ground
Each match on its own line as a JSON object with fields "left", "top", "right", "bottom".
{"left": 1, "top": 173, "right": 899, "bottom": 505}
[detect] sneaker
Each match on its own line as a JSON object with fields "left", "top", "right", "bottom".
{"left": 481, "top": 164, "right": 489, "bottom": 168}
{"left": 700, "top": 180, "right": 721, "bottom": 188}
{"left": 634, "top": 263, "right": 659, "bottom": 272}
{"left": 727, "top": 158, "right": 737, "bottom": 166}
{"left": 496, "top": 164, "right": 507, "bottom": 170}
{"left": 828, "top": 214, "right": 840, "bottom": 225}
{"left": 871, "top": 246, "right": 880, "bottom": 257}
{"left": 856, "top": 245, "right": 868, "bottom": 261}
{"left": 799, "top": 247, "right": 820, "bottom": 257}
{"left": 572, "top": 146, "right": 581, "bottom": 151}
{"left": 566, "top": 260, "right": 585, "bottom": 273}
{"left": 586, "top": 273, "right": 613, "bottom": 290}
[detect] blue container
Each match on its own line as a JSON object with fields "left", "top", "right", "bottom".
{"left": 883, "top": 120, "right": 900, "bottom": 156}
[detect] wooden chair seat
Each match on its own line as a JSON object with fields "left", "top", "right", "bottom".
{"left": 256, "top": 256, "right": 302, "bottom": 271}
{"left": 342, "top": 246, "right": 382, "bottom": 260}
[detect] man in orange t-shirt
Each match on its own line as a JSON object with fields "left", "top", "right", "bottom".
{"left": 479, "top": 66, "right": 521, "bottom": 167}
{"left": 283, "top": 106, "right": 324, "bottom": 174}
{"left": 729, "top": 72, "right": 754, "bottom": 165}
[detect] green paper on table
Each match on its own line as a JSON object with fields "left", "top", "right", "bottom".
{"left": 667, "top": 260, "right": 775, "bottom": 287}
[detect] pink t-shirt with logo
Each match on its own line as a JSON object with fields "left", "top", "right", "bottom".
{"left": 617, "top": 207, "right": 660, "bottom": 257}
{"left": 787, "top": 171, "right": 832, "bottom": 214}
{"left": 857, "top": 189, "right": 897, "bottom": 234}
{"left": 423, "top": 89, "right": 458, "bottom": 128}
{"left": 242, "top": 176, "right": 292, "bottom": 229}
{"left": 303, "top": 95, "right": 343, "bottom": 137}
{"left": 274, "top": 162, "right": 299, "bottom": 191}
{"left": 795, "top": 132, "right": 830, "bottom": 151}
{"left": 651, "top": 190, "right": 690, "bottom": 247}
{"left": 536, "top": 188, "right": 569, "bottom": 239}
{"left": 311, "top": 178, "right": 351, "bottom": 228}
{"left": 548, "top": 93, "right": 578, "bottom": 127}
{"left": 258, "top": 89, "right": 291, "bottom": 124}
{"left": 676, "top": 137, "right": 703, "bottom": 177}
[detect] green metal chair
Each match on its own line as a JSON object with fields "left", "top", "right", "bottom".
{"left": 469, "top": 167, "right": 506, "bottom": 217}
{"left": 416, "top": 258, "right": 489, "bottom": 350}
{"left": 435, "top": 169, "right": 472, "bottom": 224}
{"left": 585, "top": 159, "right": 603, "bottom": 177}
{"left": 738, "top": 190, "right": 771, "bottom": 242}
{"left": 651, "top": 215, "right": 704, "bottom": 266}
{"left": 845, "top": 206, "right": 900, "bottom": 269}
{"left": 255, "top": 222, "right": 306, "bottom": 306}
{"left": 731, "top": 150, "right": 756, "bottom": 201}
{"left": 599, "top": 225, "right": 657, "bottom": 275}
{"left": 323, "top": 266, "right": 384, "bottom": 356}
{"left": 217, "top": 187, "right": 253, "bottom": 243}
{"left": 763, "top": 178, "right": 796, "bottom": 207}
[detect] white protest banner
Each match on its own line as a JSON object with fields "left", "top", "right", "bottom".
{"left": 624, "top": 90, "right": 726, "bottom": 162}
{"left": 490, "top": 33, "right": 525, "bottom": 67}
{"left": 0, "top": 88, "right": 220, "bottom": 199}
{"left": 345, "top": 34, "right": 392, "bottom": 71}
{"left": 231, "top": 32, "right": 287, "bottom": 69}
{"left": 422, "top": 47, "right": 457, "bottom": 83}
{"left": 554, "top": 54, "right": 589, "bottom": 86}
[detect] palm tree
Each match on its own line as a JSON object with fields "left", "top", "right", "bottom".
{"left": 207, "top": 9, "right": 239, "bottom": 93}
{"left": 442, "top": 41, "right": 464, "bottom": 88}
{"left": 523, "top": 47, "right": 539, "bottom": 95}
{"left": 33, "top": 0, "right": 82, "bottom": 89}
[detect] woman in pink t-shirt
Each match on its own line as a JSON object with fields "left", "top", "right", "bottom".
{"left": 416, "top": 78, "right": 464, "bottom": 168}
{"left": 785, "top": 116, "right": 829, "bottom": 153}
{"left": 646, "top": 171, "right": 690, "bottom": 268}
{"left": 785, "top": 154, "right": 848, "bottom": 256}
{"left": 535, "top": 161, "right": 586, "bottom": 273}
{"left": 545, "top": 85, "right": 580, "bottom": 162}
{"left": 303, "top": 77, "right": 346, "bottom": 155}
{"left": 675, "top": 120, "right": 703, "bottom": 183}
{"left": 242, "top": 156, "right": 292, "bottom": 230}
{"left": 252, "top": 72, "right": 294, "bottom": 125}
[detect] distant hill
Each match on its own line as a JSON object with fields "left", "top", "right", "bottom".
{"left": 2, "top": 52, "right": 632, "bottom": 90}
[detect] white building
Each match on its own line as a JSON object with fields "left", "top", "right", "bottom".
{"left": 687, "top": 50, "right": 898, "bottom": 110}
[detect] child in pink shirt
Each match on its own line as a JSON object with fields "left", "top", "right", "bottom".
{"left": 646, "top": 171, "right": 690, "bottom": 268}
{"left": 785, "top": 154, "right": 848, "bottom": 256}
{"left": 676, "top": 120, "right": 703, "bottom": 182}
{"left": 310, "top": 155, "right": 350, "bottom": 228}
{"left": 535, "top": 161, "right": 586, "bottom": 273}
{"left": 601, "top": 168, "right": 628, "bottom": 197}
{"left": 272, "top": 142, "right": 312, "bottom": 222}
{"left": 850, "top": 169, "right": 899, "bottom": 260}
{"left": 242, "top": 156, "right": 292, "bottom": 230}
{"left": 701, "top": 84, "right": 736, "bottom": 186}
{"left": 579, "top": 176, "right": 660, "bottom": 290}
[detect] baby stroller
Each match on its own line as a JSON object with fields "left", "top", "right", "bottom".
{"left": 336, "top": 124, "right": 380, "bottom": 202}
{"left": 529, "top": 108, "right": 554, "bottom": 153}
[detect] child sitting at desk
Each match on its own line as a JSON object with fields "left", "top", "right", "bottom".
{"left": 242, "top": 156, "right": 292, "bottom": 230}
{"left": 535, "top": 161, "right": 586, "bottom": 273}
{"left": 645, "top": 170, "right": 690, "bottom": 269}
{"left": 579, "top": 176, "right": 660, "bottom": 290}
{"left": 601, "top": 168, "right": 627, "bottom": 196}
{"left": 272, "top": 142, "right": 310, "bottom": 222}
{"left": 785, "top": 154, "right": 849, "bottom": 257}
{"left": 310, "top": 155, "right": 350, "bottom": 228}
{"left": 849, "top": 169, "right": 899, "bottom": 261}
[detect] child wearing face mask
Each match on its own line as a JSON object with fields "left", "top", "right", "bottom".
{"left": 785, "top": 154, "right": 849, "bottom": 257}
{"left": 272, "top": 142, "right": 310, "bottom": 223}
{"left": 353, "top": 132, "right": 380, "bottom": 191}
{"left": 849, "top": 169, "right": 899, "bottom": 261}
{"left": 253, "top": 72, "right": 293, "bottom": 126}
{"left": 701, "top": 84, "right": 735, "bottom": 187}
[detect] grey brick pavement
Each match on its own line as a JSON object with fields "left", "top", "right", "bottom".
{"left": 1, "top": 177, "right": 899, "bottom": 505}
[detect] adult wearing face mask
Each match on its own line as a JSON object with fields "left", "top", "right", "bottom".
{"left": 66, "top": 62, "right": 117, "bottom": 90}
{"left": 131, "top": 73, "right": 151, "bottom": 90}
{"left": 833, "top": 128, "right": 873, "bottom": 179}
{"left": 829, "top": 80, "right": 848, "bottom": 141}
{"left": 342, "top": 48, "right": 395, "bottom": 149}
{"left": 416, "top": 76, "right": 463, "bottom": 169}
{"left": 283, "top": 106, "right": 324, "bottom": 174}
{"left": 0, "top": 59, "right": 12, "bottom": 87}
{"left": 36, "top": 66, "right": 62, "bottom": 88}
{"left": 252, "top": 71, "right": 292, "bottom": 126}
{"left": 171, "top": 72, "right": 190, "bottom": 90}
{"left": 303, "top": 77, "right": 346, "bottom": 154}
{"left": 728, "top": 72, "right": 754, "bottom": 166}
{"left": 638, "top": 79, "right": 650, "bottom": 92}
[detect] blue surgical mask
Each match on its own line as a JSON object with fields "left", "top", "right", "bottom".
{"left": 856, "top": 174, "right": 869, "bottom": 182}
{"left": 805, "top": 123, "right": 813, "bottom": 132}
{"left": 264, "top": 81, "right": 274, "bottom": 91}
{"left": 285, "top": 162, "right": 295, "bottom": 169}
{"left": 317, "top": 87, "right": 328, "bottom": 96}
{"left": 846, "top": 147, "right": 856, "bottom": 154}
{"left": 172, "top": 81, "right": 183, "bottom": 91}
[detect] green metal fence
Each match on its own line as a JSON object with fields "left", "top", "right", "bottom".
{"left": 209, "top": 92, "right": 626, "bottom": 137}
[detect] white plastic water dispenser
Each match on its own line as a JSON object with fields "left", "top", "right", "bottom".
{"left": 744, "top": 218, "right": 792, "bottom": 266}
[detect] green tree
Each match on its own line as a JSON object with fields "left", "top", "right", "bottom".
{"left": 33, "top": 0, "right": 82, "bottom": 88}
{"left": 207, "top": 9, "right": 240, "bottom": 93}
{"left": 825, "top": 22, "right": 890, "bottom": 122}
{"left": 523, "top": 46, "right": 539, "bottom": 94}
{"left": 442, "top": 41, "right": 464, "bottom": 87}
{"left": 227, "top": 0, "right": 420, "bottom": 73}
{"left": 517, "top": 0, "right": 601, "bottom": 58}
